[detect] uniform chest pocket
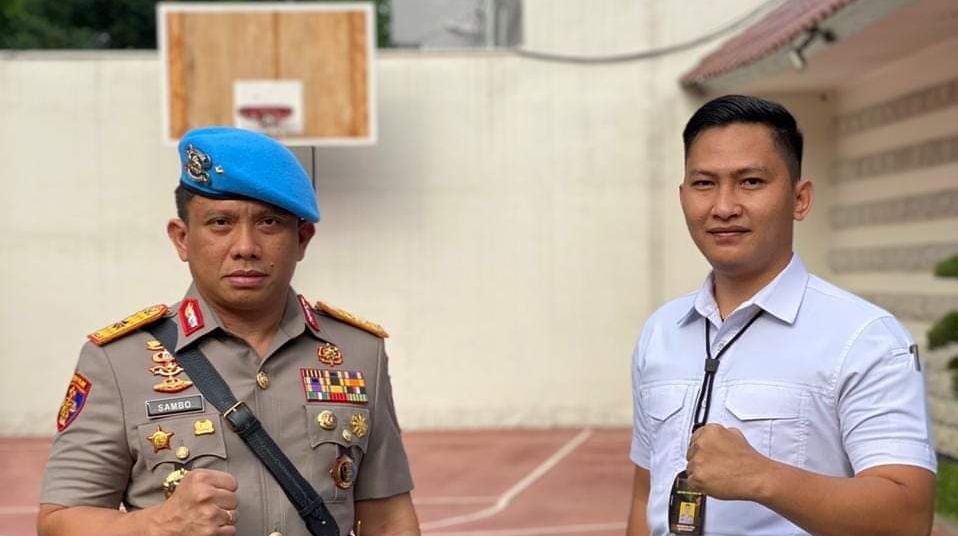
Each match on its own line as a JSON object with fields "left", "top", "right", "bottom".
{"left": 305, "top": 405, "right": 370, "bottom": 503}
{"left": 723, "top": 384, "right": 809, "bottom": 467}
{"left": 640, "top": 384, "right": 689, "bottom": 486}
{"left": 136, "top": 413, "right": 228, "bottom": 473}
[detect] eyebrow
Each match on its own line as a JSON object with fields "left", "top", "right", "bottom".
{"left": 686, "top": 166, "right": 771, "bottom": 177}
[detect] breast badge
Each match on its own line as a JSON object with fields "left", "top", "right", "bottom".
{"left": 350, "top": 413, "right": 368, "bottom": 439}
{"left": 316, "top": 410, "right": 338, "bottom": 430}
{"left": 56, "top": 372, "right": 92, "bottom": 432}
{"left": 147, "top": 425, "right": 175, "bottom": 452}
{"left": 300, "top": 368, "right": 368, "bottom": 404}
{"left": 317, "top": 343, "right": 343, "bottom": 366}
{"left": 193, "top": 418, "right": 215, "bottom": 436}
{"left": 148, "top": 341, "right": 194, "bottom": 394}
{"left": 163, "top": 467, "right": 190, "bottom": 498}
{"left": 330, "top": 455, "right": 356, "bottom": 490}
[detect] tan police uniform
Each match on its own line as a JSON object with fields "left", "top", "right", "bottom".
{"left": 41, "top": 285, "right": 414, "bottom": 536}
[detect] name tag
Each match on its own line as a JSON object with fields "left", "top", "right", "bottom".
{"left": 146, "top": 394, "right": 205, "bottom": 418}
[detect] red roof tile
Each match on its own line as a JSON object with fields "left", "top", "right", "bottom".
{"left": 681, "top": 0, "right": 857, "bottom": 87}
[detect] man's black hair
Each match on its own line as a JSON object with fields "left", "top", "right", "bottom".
{"left": 174, "top": 184, "right": 195, "bottom": 222}
{"left": 683, "top": 94, "right": 803, "bottom": 182}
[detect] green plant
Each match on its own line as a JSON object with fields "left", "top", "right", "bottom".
{"left": 937, "top": 458, "right": 958, "bottom": 517}
{"left": 936, "top": 255, "right": 958, "bottom": 278}
{"left": 929, "top": 255, "right": 958, "bottom": 399}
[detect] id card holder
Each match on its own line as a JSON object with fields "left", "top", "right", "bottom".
{"left": 668, "top": 470, "right": 704, "bottom": 535}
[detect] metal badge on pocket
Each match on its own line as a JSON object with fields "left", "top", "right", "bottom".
{"left": 668, "top": 470, "right": 705, "bottom": 535}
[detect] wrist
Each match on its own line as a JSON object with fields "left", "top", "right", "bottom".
{"left": 750, "top": 456, "right": 785, "bottom": 503}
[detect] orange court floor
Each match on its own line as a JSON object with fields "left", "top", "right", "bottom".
{"left": 1, "top": 429, "right": 954, "bottom": 536}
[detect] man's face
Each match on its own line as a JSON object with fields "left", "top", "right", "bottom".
{"left": 679, "top": 122, "right": 812, "bottom": 280}
{"left": 167, "top": 196, "right": 315, "bottom": 312}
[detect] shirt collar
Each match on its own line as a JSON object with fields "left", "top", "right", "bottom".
{"left": 678, "top": 254, "right": 808, "bottom": 326}
{"left": 173, "top": 285, "right": 340, "bottom": 352}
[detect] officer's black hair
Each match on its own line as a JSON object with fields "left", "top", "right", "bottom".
{"left": 173, "top": 184, "right": 300, "bottom": 224}
{"left": 682, "top": 95, "right": 803, "bottom": 182}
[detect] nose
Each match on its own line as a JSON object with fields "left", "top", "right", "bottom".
{"left": 711, "top": 182, "right": 742, "bottom": 220}
{"left": 230, "top": 223, "right": 261, "bottom": 260}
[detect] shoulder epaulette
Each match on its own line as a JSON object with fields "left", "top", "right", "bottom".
{"left": 88, "top": 304, "right": 168, "bottom": 346}
{"left": 315, "top": 301, "right": 389, "bottom": 338}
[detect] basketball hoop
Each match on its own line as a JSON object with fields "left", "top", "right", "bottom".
{"left": 238, "top": 105, "right": 294, "bottom": 132}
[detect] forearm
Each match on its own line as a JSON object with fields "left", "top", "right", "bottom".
{"left": 38, "top": 505, "right": 157, "bottom": 536}
{"left": 755, "top": 461, "right": 934, "bottom": 536}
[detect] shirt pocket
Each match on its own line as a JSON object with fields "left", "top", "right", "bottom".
{"left": 723, "top": 384, "right": 809, "bottom": 467}
{"left": 305, "top": 404, "right": 370, "bottom": 504}
{"left": 640, "top": 384, "right": 690, "bottom": 489}
{"left": 136, "top": 413, "right": 228, "bottom": 473}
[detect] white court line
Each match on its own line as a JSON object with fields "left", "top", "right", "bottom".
{"left": 0, "top": 506, "right": 38, "bottom": 514}
{"left": 426, "top": 522, "right": 626, "bottom": 536}
{"left": 415, "top": 496, "right": 498, "bottom": 506}
{"left": 420, "top": 428, "right": 593, "bottom": 531}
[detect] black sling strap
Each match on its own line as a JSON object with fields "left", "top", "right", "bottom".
{"left": 147, "top": 318, "right": 340, "bottom": 536}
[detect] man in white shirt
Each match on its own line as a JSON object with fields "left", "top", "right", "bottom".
{"left": 626, "top": 95, "right": 937, "bottom": 536}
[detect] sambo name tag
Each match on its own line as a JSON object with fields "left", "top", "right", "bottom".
{"left": 146, "top": 394, "right": 205, "bottom": 418}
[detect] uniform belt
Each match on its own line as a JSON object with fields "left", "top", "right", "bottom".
{"left": 148, "top": 319, "right": 340, "bottom": 536}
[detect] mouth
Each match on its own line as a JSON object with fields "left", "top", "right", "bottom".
{"left": 224, "top": 270, "right": 268, "bottom": 288}
{"left": 707, "top": 227, "right": 750, "bottom": 240}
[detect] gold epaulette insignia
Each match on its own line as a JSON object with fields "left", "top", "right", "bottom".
{"left": 88, "top": 305, "right": 168, "bottom": 346}
{"left": 315, "top": 301, "right": 389, "bottom": 338}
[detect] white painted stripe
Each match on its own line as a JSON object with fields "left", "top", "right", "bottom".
{"left": 414, "top": 496, "right": 498, "bottom": 506}
{"left": 0, "top": 506, "right": 39, "bottom": 514}
{"left": 426, "top": 522, "right": 626, "bottom": 536}
{"left": 419, "top": 429, "right": 593, "bottom": 530}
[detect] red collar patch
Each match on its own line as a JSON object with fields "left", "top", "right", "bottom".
{"left": 299, "top": 294, "right": 321, "bottom": 331}
{"left": 179, "top": 298, "right": 205, "bottom": 337}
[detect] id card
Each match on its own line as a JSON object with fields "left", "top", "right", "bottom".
{"left": 668, "top": 470, "right": 705, "bottom": 535}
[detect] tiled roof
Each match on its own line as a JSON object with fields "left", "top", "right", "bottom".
{"left": 681, "top": 0, "right": 857, "bottom": 87}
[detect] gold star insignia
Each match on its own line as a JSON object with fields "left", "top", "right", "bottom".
{"left": 147, "top": 425, "right": 175, "bottom": 453}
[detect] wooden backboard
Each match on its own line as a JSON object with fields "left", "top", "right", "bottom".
{"left": 158, "top": 3, "right": 375, "bottom": 146}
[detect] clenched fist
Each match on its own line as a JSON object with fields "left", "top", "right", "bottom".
{"left": 685, "top": 424, "right": 772, "bottom": 501}
{"left": 149, "top": 468, "right": 239, "bottom": 536}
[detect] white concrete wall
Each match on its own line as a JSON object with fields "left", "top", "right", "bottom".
{"left": 0, "top": 0, "right": 779, "bottom": 434}
{"left": 830, "top": 35, "right": 958, "bottom": 456}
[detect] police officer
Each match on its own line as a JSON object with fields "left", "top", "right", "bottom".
{"left": 626, "top": 96, "right": 936, "bottom": 535}
{"left": 38, "top": 127, "right": 420, "bottom": 536}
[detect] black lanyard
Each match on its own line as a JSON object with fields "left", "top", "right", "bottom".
{"left": 691, "top": 310, "right": 764, "bottom": 432}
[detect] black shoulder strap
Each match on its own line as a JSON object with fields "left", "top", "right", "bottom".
{"left": 147, "top": 319, "right": 340, "bottom": 536}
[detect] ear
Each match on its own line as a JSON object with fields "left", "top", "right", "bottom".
{"left": 167, "top": 219, "right": 190, "bottom": 262}
{"left": 793, "top": 179, "right": 814, "bottom": 221}
{"left": 297, "top": 221, "right": 316, "bottom": 261}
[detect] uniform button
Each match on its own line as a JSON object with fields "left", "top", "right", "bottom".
{"left": 256, "top": 371, "right": 270, "bottom": 390}
{"left": 176, "top": 446, "right": 190, "bottom": 460}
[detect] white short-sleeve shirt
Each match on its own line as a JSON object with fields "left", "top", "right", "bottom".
{"left": 630, "top": 255, "right": 937, "bottom": 536}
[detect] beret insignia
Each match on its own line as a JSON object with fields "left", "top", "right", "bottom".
{"left": 315, "top": 301, "right": 388, "bottom": 338}
{"left": 88, "top": 304, "right": 168, "bottom": 346}
{"left": 185, "top": 144, "right": 212, "bottom": 184}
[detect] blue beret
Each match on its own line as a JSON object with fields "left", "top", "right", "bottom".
{"left": 177, "top": 127, "right": 319, "bottom": 222}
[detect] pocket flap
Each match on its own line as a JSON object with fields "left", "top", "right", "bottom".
{"left": 725, "top": 385, "right": 803, "bottom": 421}
{"left": 305, "top": 405, "right": 370, "bottom": 453}
{"left": 641, "top": 385, "right": 686, "bottom": 421}
{"left": 137, "top": 413, "right": 227, "bottom": 470}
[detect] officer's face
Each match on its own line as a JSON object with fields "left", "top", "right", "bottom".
{"left": 679, "top": 123, "right": 812, "bottom": 281}
{"left": 167, "top": 196, "right": 315, "bottom": 312}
